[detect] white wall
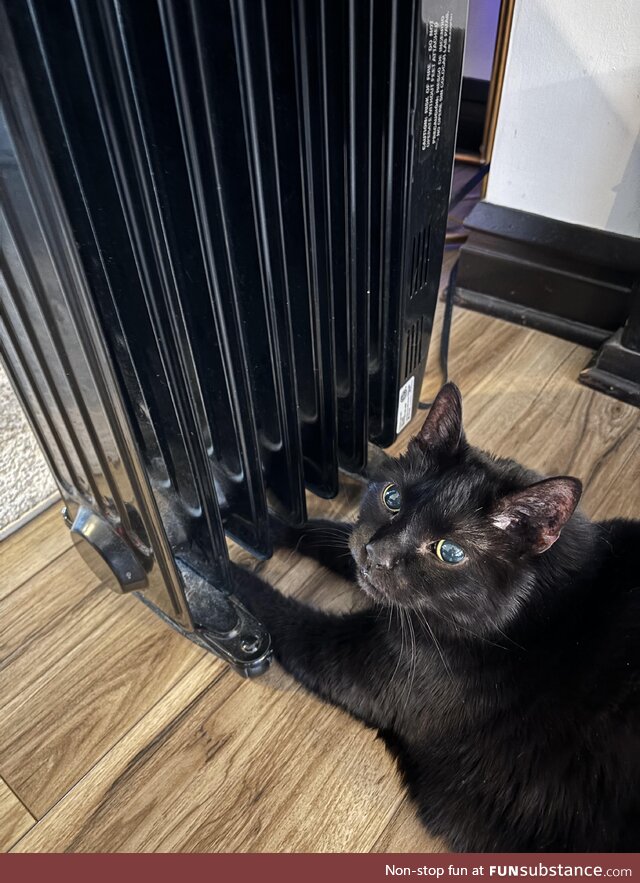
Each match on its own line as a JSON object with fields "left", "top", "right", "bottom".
{"left": 486, "top": 0, "right": 640, "bottom": 237}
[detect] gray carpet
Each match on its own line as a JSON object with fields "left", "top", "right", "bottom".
{"left": 0, "top": 364, "right": 58, "bottom": 535}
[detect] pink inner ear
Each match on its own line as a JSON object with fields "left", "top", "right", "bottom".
{"left": 490, "top": 513, "right": 515, "bottom": 531}
{"left": 537, "top": 529, "right": 560, "bottom": 553}
{"left": 490, "top": 477, "right": 582, "bottom": 554}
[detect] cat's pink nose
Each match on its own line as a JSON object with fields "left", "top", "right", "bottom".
{"left": 365, "top": 542, "right": 397, "bottom": 570}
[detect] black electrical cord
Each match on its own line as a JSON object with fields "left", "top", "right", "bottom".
{"left": 449, "top": 162, "right": 490, "bottom": 212}
{"left": 418, "top": 162, "right": 490, "bottom": 411}
{"left": 418, "top": 257, "right": 458, "bottom": 410}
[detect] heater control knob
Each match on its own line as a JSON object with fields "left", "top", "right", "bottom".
{"left": 67, "top": 506, "right": 148, "bottom": 593}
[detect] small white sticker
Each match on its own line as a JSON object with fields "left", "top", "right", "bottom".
{"left": 396, "top": 375, "right": 415, "bottom": 434}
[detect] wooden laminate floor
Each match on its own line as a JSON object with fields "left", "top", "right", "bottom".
{"left": 1, "top": 290, "right": 639, "bottom": 853}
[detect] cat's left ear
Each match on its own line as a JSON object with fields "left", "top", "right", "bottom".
{"left": 490, "top": 477, "right": 582, "bottom": 554}
{"left": 412, "top": 382, "right": 465, "bottom": 456}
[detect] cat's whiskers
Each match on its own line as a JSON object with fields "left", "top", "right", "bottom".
{"left": 282, "top": 534, "right": 306, "bottom": 569}
{"left": 430, "top": 608, "right": 512, "bottom": 652}
{"left": 277, "top": 527, "right": 351, "bottom": 570}
{"left": 301, "top": 535, "right": 350, "bottom": 549}
{"left": 301, "top": 526, "right": 351, "bottom": 537}
{"left": 303, "top": 533, "right": 350, "bottom": 541}
{"left": 415, "top": 607, "right": 454, "bottom": 682}
{"left": 400, "top": 611, "right": 418, "bottom": 716}
{"left": 390, "top": 602, "right": 407, "bottom": 686}
{"left": 485, "top": 615, "right": 526, "bottom": 652}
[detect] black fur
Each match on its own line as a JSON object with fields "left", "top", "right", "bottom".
{"left": 232, "top": 384, "right": 640, "bottom": 851}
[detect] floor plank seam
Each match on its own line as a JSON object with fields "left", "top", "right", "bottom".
{"left": 1, "top": 544, "right": 73, "bottom": 604}
{"left": 0, "top": 774, "right": 37, "bottom": 821}
{"left": 3, "top": 824, "right": 38, "bottom": 854}
{"left": 9, "top": 659, "right": 230, "bottom": 840}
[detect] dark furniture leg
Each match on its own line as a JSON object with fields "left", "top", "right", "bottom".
{"left": 580, "top": 280, "right": 640, "bottom": 407}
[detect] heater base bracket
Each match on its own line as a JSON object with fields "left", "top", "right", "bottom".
{"left": 156, "top": 559, "right": 273, "bottom": 678}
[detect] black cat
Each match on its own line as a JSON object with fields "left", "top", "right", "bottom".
{"left": 231, "top": 383, "right": 640, "bottom": 851}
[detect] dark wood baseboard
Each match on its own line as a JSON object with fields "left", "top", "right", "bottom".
{"left": 454, "top": 288, "right": 610, "bottom": 350}
{"left": 456, "top": 202, "right": 638, "bottom": 343}
{"left": 455, "top": 202, "right": 639, "bottom": 406}
{"left": 462, "top": 201, "right": 640, "bottom": 272}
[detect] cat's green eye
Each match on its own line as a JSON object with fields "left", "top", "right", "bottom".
{"left": 435, "top": 539, "right": 466, "bottom": 564}
{"left": 382, "top": 483, "right": 401, "bottom": 512}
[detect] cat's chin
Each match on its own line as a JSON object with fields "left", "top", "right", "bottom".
{"left": 357, "top": 570, "right": 391, "bottom": 604}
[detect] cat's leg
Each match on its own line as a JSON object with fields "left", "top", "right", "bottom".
{"left": 269, "top": 516, "right": 357, "bottom": 581}
{"left": 231, "top": 563, "right": 393, "bottom": 727}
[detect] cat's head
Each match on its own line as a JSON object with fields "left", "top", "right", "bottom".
{"left": 349, "top": 383, "right": 582, "bottom": 633}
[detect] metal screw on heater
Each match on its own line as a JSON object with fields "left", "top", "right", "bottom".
{"left": 240, "top": 633, "right": 261, "bottom": 654}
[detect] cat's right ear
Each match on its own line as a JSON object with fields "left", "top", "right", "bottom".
{"left": 411, "top": 382, "right": 464, "bottom": 456}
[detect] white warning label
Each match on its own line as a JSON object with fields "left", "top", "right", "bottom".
{"left": 421, "top": 10, "right": 454, "bottom": 154}
{"left": 396, "top": 375, "right": 415, "bottom": 434}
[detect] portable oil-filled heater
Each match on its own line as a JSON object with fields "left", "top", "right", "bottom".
{"left": 0, "top": 0, "right": 467, "bottom": 674}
